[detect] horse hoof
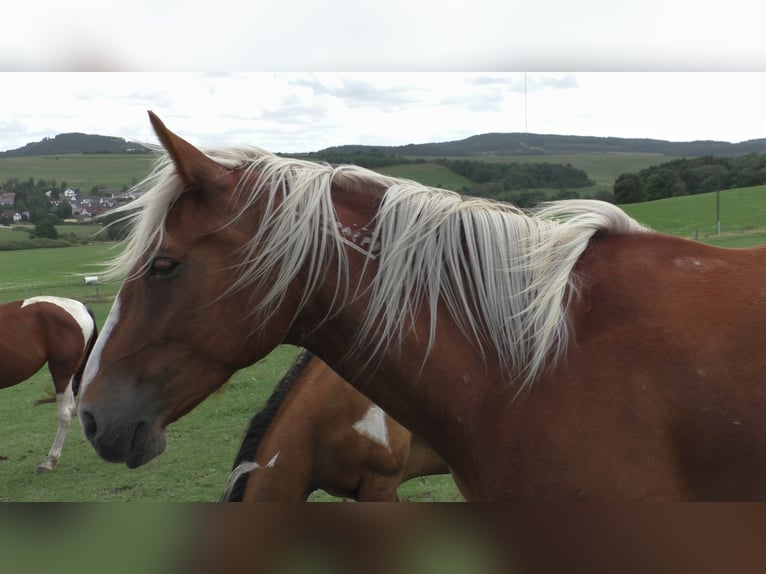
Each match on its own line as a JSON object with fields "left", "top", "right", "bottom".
{"left": 35, "top": 461, "right": 55, "bottom": 474}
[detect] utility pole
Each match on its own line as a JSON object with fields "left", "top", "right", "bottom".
{"left": 524, "top": 72, "right": 528, "bottom": 133}
{"left": 716, "top": 167, "right": 721, "bottom": 236}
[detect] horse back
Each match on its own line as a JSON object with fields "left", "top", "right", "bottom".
{"left": 513, "top": 233, "right": 766, "bottom": 499}
{"left": 0, "top": 301, "right": 49, "bottom": 386}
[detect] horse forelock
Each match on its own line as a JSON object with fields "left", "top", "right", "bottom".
{"left": 103, "top": 145, "right": 273, "bottom": 282}
{"left": 112, "top": 144, "right": 646, "bottom": 390}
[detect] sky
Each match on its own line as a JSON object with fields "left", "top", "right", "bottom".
{"left": 3, "top": 72, "right": 766, "bottom": 154}
{"left": 3, "top": 0, "right": 766, "bottom": 154}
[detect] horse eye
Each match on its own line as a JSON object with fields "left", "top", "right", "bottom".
{"left": 148, "top": 257, "right": 180, "bottom": 276}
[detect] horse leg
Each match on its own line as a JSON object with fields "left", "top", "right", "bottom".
{"left": 36, "top": 380, "right": 75, "bottom": 473}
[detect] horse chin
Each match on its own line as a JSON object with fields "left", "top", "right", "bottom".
{"left": 125, "top": 423, "right": 167, "bottom": 469}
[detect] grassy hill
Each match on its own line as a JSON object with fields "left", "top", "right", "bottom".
{"left": 8, "top": 130, "right": 766, "bottom": 159}
{"left": 0, "top": 150, "right": 660, "bottom": 198}
{"left": 0, "top": 133, "right": 150, "bottom": 157}
{"left": 621, "top": 184, "right": 766, "bottom": 246}
{"left": 0, "top": 153, "right": 155, "bottom": 192}
{"left": 446, "top": 152, "right": 676, "bottom": 197}
{"left": 322, "top": 132, "right": 766, "bottom": 158}
{"left": 2, "top": 147, "right": 766, "bottom": 248}
{"left": 3, "top": 129, "right": 763, "bottom": 198}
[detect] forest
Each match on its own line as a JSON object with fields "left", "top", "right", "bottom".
{"left": 613, "top": 153, "right": 766, "bottom": 203}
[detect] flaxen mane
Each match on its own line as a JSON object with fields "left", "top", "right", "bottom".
{"left": 107, "top": 146, "right": 646, "bottom": 389}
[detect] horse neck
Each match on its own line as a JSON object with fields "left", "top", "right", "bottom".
{"left": 241, "top": 358, "right": 354, "bottom": 502}
{"left": 292, "top": 252, "right": 496, "bottom": 495}
{"left": 296, "top": 300, "right": 492, "bottom": 497}
{"left": 242, "top": 458, "right": 313, "bottom": 502}
{"left": 402, "top": 435, "right": 450, "bottom": 482}
{"left": 240, "top": 397, "right": 316, "bottom": 502}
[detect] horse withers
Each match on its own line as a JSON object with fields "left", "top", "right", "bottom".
{"left": 1, "top": 296, "right": 98, "bottom": 472}
{"left": 223, "top": 349, "right": 450, "bottom": 501}
{"left": 79, "top": 112, "right": 766, "bottom": 500}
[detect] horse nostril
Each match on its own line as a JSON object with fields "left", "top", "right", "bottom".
{"left": 81, "top": 410, "right": 98, "bottom": 441}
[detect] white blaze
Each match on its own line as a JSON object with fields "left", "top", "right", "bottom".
{"left": 79, "top": 293, "right": 122, "bottom": 395}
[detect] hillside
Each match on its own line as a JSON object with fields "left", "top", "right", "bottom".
{"left": 0, "top": 133, "right": 150, "bottom": 157}
{"left": 620, "top": 183, "right": 766, "bottom": 239}
{"left": 7, "top": 130, "right": 766, "bottom": 159}
{"left": 321, "top": 133, "right": 766, "bottom": 158}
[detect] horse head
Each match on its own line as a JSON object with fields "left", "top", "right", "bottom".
{"left": 79, "top": 113, "right": 299, "bottom": 467}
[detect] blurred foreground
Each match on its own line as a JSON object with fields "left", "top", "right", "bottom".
{"left": 2, "top": 504, "right": 766, "bottom": 574}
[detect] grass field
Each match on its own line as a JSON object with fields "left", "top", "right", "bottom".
{"left": 621, "top": 184, "right": 766, "bottom": 245}
{"left": 375, "top": 162, "right": 474, "bottom": 190}
{"left": 0, "top": 150, "right": 675, "bottom": 200}
{"left": 0, "top": 244, "right": 461, "bottom": 502}
{"left": 433, "top": 152, "right": 678, "bottom": 197}
{"left": 0, "top": 153, "right": 154, "bottom": 192}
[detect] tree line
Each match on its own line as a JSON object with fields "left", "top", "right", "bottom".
{"left": 437, "top": 158, "right": 596, "bottom": 207}
{"left": 613, "top": 153, "right": 766, "bottom": 204}
{"left": 290, "top": 153, "right": 596, "bottom": 207}
{"left": 438, "top": 158, "right": 593, "bottom": 190}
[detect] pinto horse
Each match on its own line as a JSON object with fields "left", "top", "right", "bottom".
{"left": 223, "top": 349, "right": 449, "bottom": 501}
{"left": 79, "top": 112, "right": 766, "bottom": 500}
{"left": 2, "top": 296, "right": 98, "bottom": 472}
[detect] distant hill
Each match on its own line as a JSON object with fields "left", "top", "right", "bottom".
{"left": 320, "top": 133, "right": 766, "bottom": 158}
{"left": 0, "top": 133, "right": 150, "bottom": 157}
{"left": 7, "top": 130, "right": 766, "bottom": 159}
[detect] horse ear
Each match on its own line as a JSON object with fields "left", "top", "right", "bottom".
{"left": 148, "top": 111, "right": 225, "bottom": 188}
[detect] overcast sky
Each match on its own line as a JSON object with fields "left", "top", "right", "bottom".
{"left": 3, "top": 0, "right": 766, "bottom": 154}
{"left": 3, "top": 72, "right": 766, "bottom": 154}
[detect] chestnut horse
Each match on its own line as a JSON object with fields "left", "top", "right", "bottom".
{"left": 223, "top": 349, "right": 449, "bottom": 501}
{"left": 79, "top": 112, "right": 766, "bottom": 500}
{"left": 2, "top": 296, "right": 98, "bottom": 472}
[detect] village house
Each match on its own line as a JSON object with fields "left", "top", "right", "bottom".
{"left": 1, "top": 210, "right": 22, "bottom": 223}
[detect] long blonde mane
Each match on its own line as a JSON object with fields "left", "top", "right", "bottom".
{"left": 108, "top": 147, "right": 646, "bottom": 389}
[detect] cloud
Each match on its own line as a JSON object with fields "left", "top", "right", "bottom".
{"left": 535, "top": 74, "right": 579, "bottom": 90}
{"left": 287, "top": 75, "right": 421, "bottom": 111}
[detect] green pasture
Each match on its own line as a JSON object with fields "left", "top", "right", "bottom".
{"left": 0, "top": 244, "right": 460, "bottom": 502}
{"left": 377, "top": 152, "right": 675, "bottom": 197}
{"left": 0, "top": 154, "right": 154, "bottom": 192}
{"left": 0, "top": 150, "right": 673, "bottom": 200}
{"left": 621, "top": 184, "right": 766, "bottom": 245}
{"left": 376, "top": 162, "right": 474, "bottom": 190}
{"left": 500, "top": 152, "right": 677, "bottom": 190}
{"left": 0, "top": 223, "right": 107, "bottom": 252}
{"left": 433, "top": 152, "right": 677, "bottom": 197}
{"left": 9, "top": 223, "right": 106, "bottom": 239}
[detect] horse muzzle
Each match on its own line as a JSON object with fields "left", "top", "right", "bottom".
{"left": 80, "top": 409, "right": 167, "bottom": 468}
{"left": 78, "top": 384, "right": 168, "bottom": 468}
